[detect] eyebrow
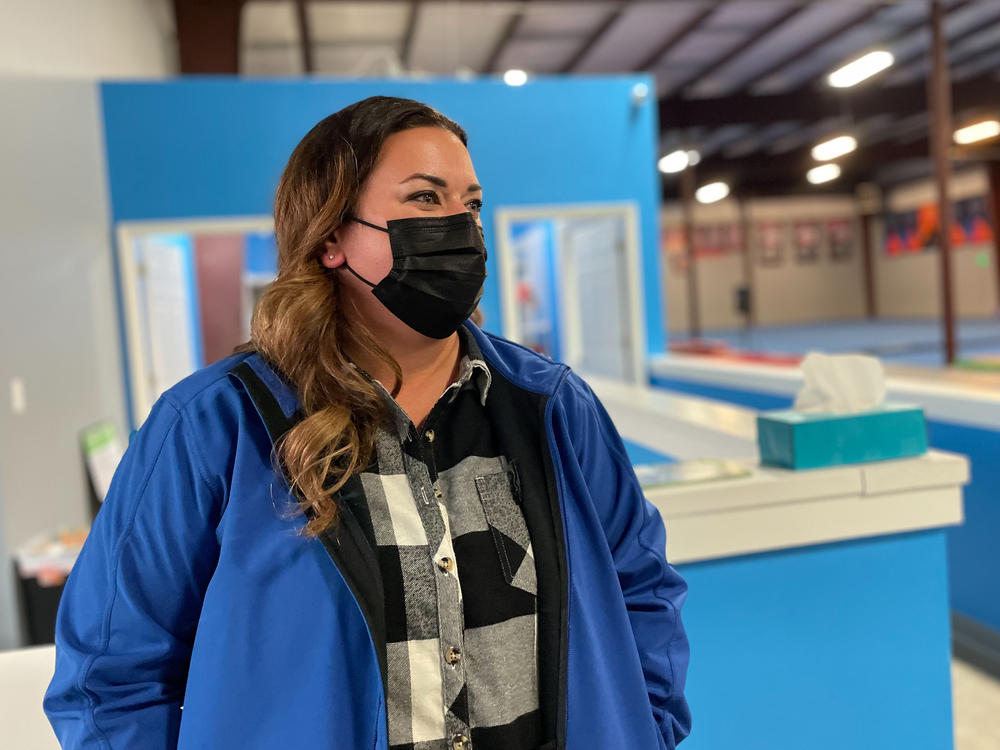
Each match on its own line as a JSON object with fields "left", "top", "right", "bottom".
{"left": 401, "top": 173, "right": 482, "bottom": 193}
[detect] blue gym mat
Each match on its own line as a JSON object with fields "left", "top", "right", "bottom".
{"left": 683, "top": 318, "right": 1000, "bottom": 368}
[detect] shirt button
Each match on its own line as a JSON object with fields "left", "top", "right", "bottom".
{"left": 434, "top": 487, "right": 443, "bottom": 501}
{"left": 445, "top": 646, "right": 462, "bottom": 665}
{"left": 437, "top": 556, "right": 455, "bottom": 573}
{"left": 452, "top": 735, "right": 471, "bottom": 750}
{"left": 425, "top": 429, "right": 435, "bottom": 443}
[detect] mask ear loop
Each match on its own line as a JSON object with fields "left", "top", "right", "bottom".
{"left": 350, "top": 215, "right": 390, "bottom": 233}
{"left": 341, "top": 263, "right": 377, "bottom": 288}
{"left": 327, "top": 220, "right": 381, "bottom": 288}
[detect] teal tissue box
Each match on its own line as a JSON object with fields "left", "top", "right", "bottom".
{"left": 757, "top": 403, "right": 928, "bottom": 470}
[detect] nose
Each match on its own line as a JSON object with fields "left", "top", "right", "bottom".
{"left": 444, "top": 195, "right": 472, "bottom": 216}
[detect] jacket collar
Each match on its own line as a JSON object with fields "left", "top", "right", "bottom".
{"left": 237, "top": 325, "right": 492, "bottom": 433}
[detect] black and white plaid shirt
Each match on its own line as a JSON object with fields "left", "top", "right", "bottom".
{"left": 338, "top": 326, "right": 541, "bottom": 750}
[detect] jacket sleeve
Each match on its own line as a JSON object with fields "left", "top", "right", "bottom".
{"left": 43, "top": 394, "right": 224, "bottom": 749}
{"left": 557, "top": 372, "right": 692, "bottom": 747}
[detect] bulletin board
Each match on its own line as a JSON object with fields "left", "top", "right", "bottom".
{"left": 116, "top": 217, "right": 275, "bottom": 428}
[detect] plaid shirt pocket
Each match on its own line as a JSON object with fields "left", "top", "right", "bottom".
{"left": 474, "top": 469, "right": 537, "bottom": 597}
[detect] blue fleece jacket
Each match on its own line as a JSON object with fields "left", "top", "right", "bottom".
{"left": 45, "top": 322, "right": 690, "bottom": 748}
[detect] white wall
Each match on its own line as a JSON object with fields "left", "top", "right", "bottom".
{"left": 0, "top": 0, "right": 174, "bottom": 649}
{"left": 0, "top": 0, "right": 176, "bottom": 78}
{"left": 0, "top": 79, "right": 128, "bottom": 650}
{"left": 663, "top": 195, "right": 866, "bottom": 334}
{"left": 664, "top": 172, "right": 1000, "bottom": 335}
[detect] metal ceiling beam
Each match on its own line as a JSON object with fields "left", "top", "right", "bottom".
{"left": 671, "top": 4, "right": 809, "bottom": 95}
{"left": 949, "top": 24, "right": 1000, "bottom": 69}
{"left": 803, "top": 0, "right": 973, "bottom": 88}
{"left": 694, "top": 138, "right": 932, "bottom": 185}
{"left": 633, "top": 4, "right": 717, "bottom": 73}
{"left": 684, "top": 132, "right": 999, "bottom": 197}
{"left": 173, "top": 0, "right": 244, "bottom": 74}
{"left": 659, "top": 71, "right": 998, "bottom": 130}
{"left": 400, "top": 0, "right": 420, "bottom": 70}
{"left": 888, "top": 3, "right": 1000, "bottom": 73}
{"left": 559, "top": 1, "right": 631, "bottom": 74}
{"left": 294, "top": 0, "right": 314, "bottom": 74}
{"left": 732, "top": 4, "right": 884, "bottom": 94}
{"left": 666, "top": 160, "right": 988, "bottom": 200}
{"left": 481, "top": 7, "right": 524, "bottom": 74}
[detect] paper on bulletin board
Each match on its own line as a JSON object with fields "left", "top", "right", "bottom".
{"left": 139, "top": 233, "right": 203, "bottom": 400}
{"left": 81, "top": 421, "right": 124, "bottom": 502}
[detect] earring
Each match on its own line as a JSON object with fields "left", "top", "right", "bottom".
{"left": 327, "top": 254, "right": 334, "bottom": 259}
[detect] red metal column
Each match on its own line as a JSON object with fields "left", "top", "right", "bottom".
{"left": 987, "top": 162, "right": 1000, "bottom": 314}
{"left": 929, "top": 0, "right": 957, "bottom": 364}
{"left": 681, "top": 167, "right": 700, "bottom": 339}
{"left": 860, "top": 212, "right": 877, "bottom": 318}
{"left": 173, "top": 0, "right": 244, "bottom": 74}
{"left": 740, "top": 199, "right": 755, "bottom": 327}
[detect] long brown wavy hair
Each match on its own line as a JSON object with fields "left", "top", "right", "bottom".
{"left": 236, "top": 96, "right": 470, "bottom": 537}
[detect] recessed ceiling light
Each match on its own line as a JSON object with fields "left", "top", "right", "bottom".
{"left": 695, "top": 182, "right": 730, "bottom": 204}
{"left": 807, "top": 163, "right": 842, "bottom": 184}
{"left": 503, "top": 69, "right": 528, "bottom": 86}
{"left": 828, "top": 50, "right": 894, "bottom": 88}
{"left": 811, "top": 135, "right": 857, "bottom": 162}
{"left": 954, "top": 119, "right": 1000, "bottom": 145}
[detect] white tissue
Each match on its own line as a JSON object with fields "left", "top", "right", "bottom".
{"left": 793, "top": 352, "right": 886, "bottom": 414}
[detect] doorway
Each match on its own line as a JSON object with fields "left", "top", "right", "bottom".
{"left": 495, "top": 203, "right": 645, "bottom": 384}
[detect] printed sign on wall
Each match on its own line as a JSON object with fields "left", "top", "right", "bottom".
{"left": 827, "top": 219, "right": 854, "bottom": 262}
{"left": 884, "top": 195, "right": 994, "bottom": 256}
{"left": 756, "top": 222, "right": 786, "bottom": 267}
{"left": 794, "top": 221, "right": 822, "bottom": 264}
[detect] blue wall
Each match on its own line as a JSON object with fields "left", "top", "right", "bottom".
{"left": 650, "top": 373, "right": 1000, "bottom": 637}
{"left": 564, "top": 429, "right": 954, "bottom": 748}
{"left": 100, "top": 76, "right": 664, "bottom": 359}
{"left": 676, "top": 530, "right": 954, "bottom": 750}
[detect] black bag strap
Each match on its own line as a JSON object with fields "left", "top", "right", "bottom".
{"left": 228, "top": 361, "right": 303, "bottom": 447}
{"left": 228, "top": 358, "right": 389, "bottom": 700}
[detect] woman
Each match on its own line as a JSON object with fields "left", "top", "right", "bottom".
{"left": 45, "top": 96, "right": 691, "bottom": 750}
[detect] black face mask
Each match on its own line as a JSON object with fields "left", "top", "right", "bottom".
{"left": 342, "top": 211, "right": 488, "bottom": 339}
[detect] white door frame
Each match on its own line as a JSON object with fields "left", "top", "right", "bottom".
{"left": 115, "top": 216, "right": 274, "bottom": 427}
{"left": 494, "top": 202, "right": 647, "bottom": 385}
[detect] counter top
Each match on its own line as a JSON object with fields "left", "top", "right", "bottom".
{"left": 587, "top": 376, "right": 969, "bottom": 564}
{"left": 649, "top": 352, "right": 1000, "bottom": 430}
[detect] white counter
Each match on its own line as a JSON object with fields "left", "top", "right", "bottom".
{"left": 589, "top": 376, "right": 969, "bottom": 565}
{"left": 0, "top": 644, "right": 58, "bottom": 749}
{"left": 650, "top": 352, "right": 1000, "bottom": 430}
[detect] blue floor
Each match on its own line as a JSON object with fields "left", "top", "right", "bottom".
{"left": 621, "top": 438, "right": 675, "bottom": 465}
{"left": 681, "top": 318, "right": 1000, "bottom": 367}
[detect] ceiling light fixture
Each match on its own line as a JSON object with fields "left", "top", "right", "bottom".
{"left": 828, "top": 50, "right": 894, "bottom": 88}
{"left": 658, "top": 149, "right": 700, "bottom": 174}
{"left": 503, "top": 69, "right": 528, "bottom": 86}
{"left": 695, "top": 182, "right": 730, "bottom": 204}
{"left": 811, "top": 135, "right": 857, "bottom": 162}
{"left": 954, "top": 119, "right": 1000, "bottom": 145}
{"left": 807, "top": 163, "right": 841, "bottom": 185}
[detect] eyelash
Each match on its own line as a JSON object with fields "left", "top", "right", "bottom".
{"left": 410, "top": 191, "right": 484, "bottom": 213}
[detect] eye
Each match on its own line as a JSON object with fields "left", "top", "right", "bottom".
{"left": 409, "top": 191, "right": 439, "bottom": 205}
{"left": 466, "top": 198, "right": 484, "bottom": 213}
